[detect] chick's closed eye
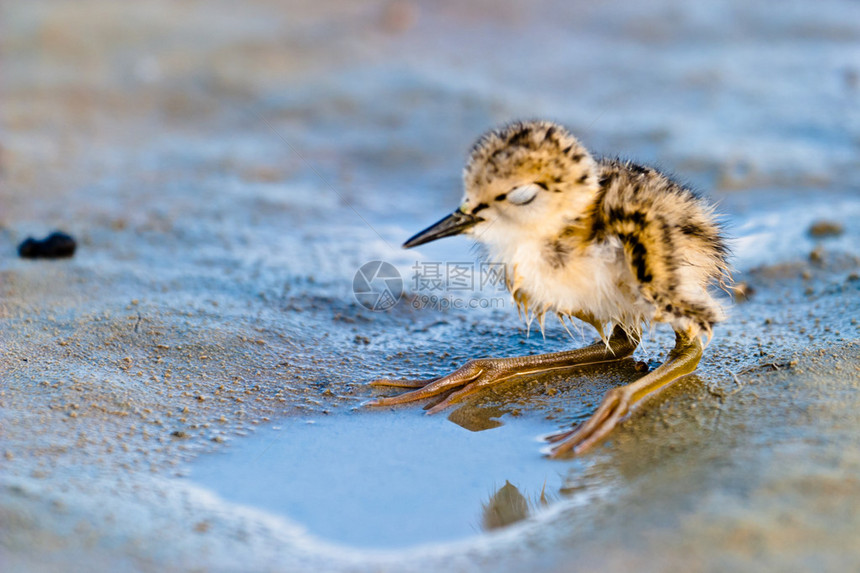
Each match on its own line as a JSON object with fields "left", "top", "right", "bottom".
{"left": 507, "top": 185, "right": 540, "bottom": 205}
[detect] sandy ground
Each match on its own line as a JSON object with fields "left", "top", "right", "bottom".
{"left": 1, "top": 1, "right": 859, "bottom": 571}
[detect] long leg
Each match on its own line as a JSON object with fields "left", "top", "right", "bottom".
{"left": 545, "top": 331, "right": 703, "bottom": 458}
{"left": 365, "top": 326, "right": 638, "bottom": 414}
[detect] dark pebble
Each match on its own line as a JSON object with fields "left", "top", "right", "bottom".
{"left": 807, "top": 220, "right": 844, "bottom": 238}
{"left": 17, "top": 232, "right": 77, "bottom": 259}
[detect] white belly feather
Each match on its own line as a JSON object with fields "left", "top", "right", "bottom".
{"left": 487, "top": 236, "right": 654, "bottom": 337}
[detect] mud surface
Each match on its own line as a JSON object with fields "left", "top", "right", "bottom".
{"left": 1, "top": 1, "right": 859, "bottom": 571}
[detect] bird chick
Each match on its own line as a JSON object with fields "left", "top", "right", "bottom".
{"left": 368, "top": 120, "right": 731, "bottom": 458}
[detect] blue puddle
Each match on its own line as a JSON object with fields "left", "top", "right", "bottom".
{"left": 190, "top": 410, "right": 568, "bottom": 548}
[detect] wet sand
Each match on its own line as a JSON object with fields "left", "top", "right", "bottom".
{"left": 1, "top": 1, "right": 859, "bottom": 571}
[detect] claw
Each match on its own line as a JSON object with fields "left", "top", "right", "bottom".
{"left": 542, "top": 336, "right": 703, "bottom": 459}
{"left": 366, "top": 329, "right": 701, "bottom": 459}
{"left": 361, "top": 395, "right": 411, "bottom": 407}
{"left": 365, "top": 362, "right": 486, "bottom": 408}
{"left": 368, "top": 378, "right": 437, "bottom": 388}
{"left": 545, "top": 388, "right": 630, "bottom": 458}
{"left": 541, "top": 424, "right": 581, "bottom": 444}
{"left": 365, "top": 332, "right": 638, "bottom": 414}
{"left": 424, "top": 384, "right": 477, "bottom": 414}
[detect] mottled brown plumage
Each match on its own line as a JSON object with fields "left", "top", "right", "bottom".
{"left": 460, "top": 120, "right": 730, "bottom": 341}
{"left": 368, "top": 120, "right": 732, "bottom": 458}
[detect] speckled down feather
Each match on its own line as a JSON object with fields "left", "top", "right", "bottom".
{"left": 459, "top": 120, "right": 731, "bottom": 342}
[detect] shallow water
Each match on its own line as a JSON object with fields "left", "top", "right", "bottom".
{"left": 191, "top": 411, "right": 567, "bottom": 548}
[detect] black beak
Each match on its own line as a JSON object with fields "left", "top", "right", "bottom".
{"left": 403, "top": 210, "right": 482, "bottom": 249}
